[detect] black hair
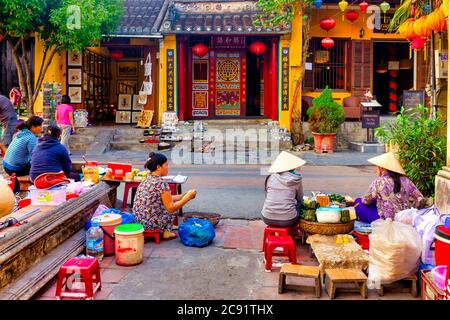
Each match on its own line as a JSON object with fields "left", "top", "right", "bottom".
{"left": 389, "top": 170, "right": 402, "bottom": 194}
{"left": 16, "top": 116, "right": 44, "bottom": 131}
{"left": 145, "top": 152, "right": 168, "bottom": 172}
{"left": 61, "top": 95, "right": 71, "bottom": 104}
{"left": 264, "top": 175, "right": 271, "bottom": 192}
{"left": 45, "top": 125, "right": 62, "bottom": 139}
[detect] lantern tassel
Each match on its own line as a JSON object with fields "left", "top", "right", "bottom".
{"left": 424, "top": 42, "right": 427, "bottom": 61}
{"left": 409, "top": 46, "right": 412, "bottom": 59}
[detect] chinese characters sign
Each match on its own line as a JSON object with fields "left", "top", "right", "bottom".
{"left": 167, "top": 49, "right": 175, "bottom": 111}
{"left": 281, "top": 48, "right": 290, "bottom": 111}
{"left": 212, "top": 36, "right": 246, "bottom": 49}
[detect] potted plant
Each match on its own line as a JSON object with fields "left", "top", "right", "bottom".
{"left": 307, "top": 87, "right": 345, "bottom": 153}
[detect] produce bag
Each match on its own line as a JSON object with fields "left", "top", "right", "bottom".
{"left": 179, "top": 218, "right": 215, "bottom": 248}
{"left": 368, "top": 218, "right": 422, "bottom": 286}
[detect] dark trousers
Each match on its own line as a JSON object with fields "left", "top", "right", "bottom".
{"left": 262, "top": 214, "right": 300, "bottom": 228}
{"left": 4, "top": 163, "right": 31, "bottom": 193}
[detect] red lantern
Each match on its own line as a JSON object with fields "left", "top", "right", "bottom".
{"left": 359, "top": 1, "right": 369, "bottom": 13}
{"left": 111, "top": 51, "right": 124, "bottom": 60}
{"left": 321, "top": 37, "right": 335, "bottom": 49}
{"left": 0, "top": 35, "right": 4, "bottom": 42}
{"left": 411, "top": 37, "right": 425, "bottom": 50}
{"left": 249, "top": 41, "right": 267, "bottom": 56}
{"left": 192, "top": 43, "right": 209, "bottom": 58}
{"left": 320, "top": 18, "right": 337, "bottom": 32}
{"left": 346, "top": 10, "right": 360, "bottom": 22}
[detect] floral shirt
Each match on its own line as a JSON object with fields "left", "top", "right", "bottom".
{"left": 132, "top": 175, "right": 174, "bottom": 231}
{"left": 362, "top": 173, "right": 424, "bottom": 220}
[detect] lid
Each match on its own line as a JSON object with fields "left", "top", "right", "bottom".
{"left": 91, "top": 218, "right": 100, "bottom": 227}
{"left": 86, "top": 161, "right": 98, "bottom": 166}
{"left": 435, "top": 225, "right": 450, "bottom": 240}
{"left": 114, "top": 223, "right": 144, "bottom": 235}
{"left": 99, "top": 213, "right": 122, "bottom": 226}
{"left": 317, "top": 207, "right": 342, "bottom": 212}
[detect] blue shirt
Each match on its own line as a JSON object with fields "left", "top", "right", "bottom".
{"left": 3, "top": 129, "right": 38, "bottom": 170}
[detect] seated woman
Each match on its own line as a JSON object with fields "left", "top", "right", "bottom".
{"left": 355, "top": 152, "right": 424, "bottom": 223}
{"left": 30, "top": 125, "right": 80, "bottom": 182}
{"left": 133, "top": 152, "right": 197, "bottom": 240}
{"left": 261, "top": 151, "right": 306, "bottom": 227}
{"left": 3, "top": 116, "right": 44, "bottom": 193}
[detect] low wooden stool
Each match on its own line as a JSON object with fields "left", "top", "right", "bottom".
{"left": 378, "top": 274, "right": 418, "bottom": 298}
{"left": 278, "top": 264, "right": 321, "bottom": 298}
{"left": 17, "top": 175, "right": 32, "bottom": 192}
{"left": 325, "top": 269, "right": 368, "bottom": 299}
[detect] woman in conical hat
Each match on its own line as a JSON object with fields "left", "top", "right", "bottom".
{"left": 354, "top": 152, "right": 424, "bottom": 223}
{"left": 261, "top": 151, "right": 306, "bottom": 227}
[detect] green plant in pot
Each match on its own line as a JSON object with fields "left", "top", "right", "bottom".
{"left": 307, "top": 87, "right": 345, "bottom": 153}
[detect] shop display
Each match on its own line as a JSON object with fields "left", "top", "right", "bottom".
{"left": 74, "top": 110, "right": 89, "bottom": 128}
{"left": 42, "top": 82, "right": 62, "bottom": 124}
{"left": 162, "top": 111, "right": 179, "bottom": 130}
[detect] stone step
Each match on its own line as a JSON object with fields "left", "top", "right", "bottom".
{"left": 69, "top": 143, "right": 91, "bottom": 152}
{"left": 110, "top": 141, "right": 159, "bottom": 152}
{"left": 201, "top": 119, "right": 270, "bottom": 125}
{"left": 69, "top": 135, "right": 96, "bottom": 143}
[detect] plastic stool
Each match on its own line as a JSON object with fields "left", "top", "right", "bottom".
{"left": 144, "top": 229, "right": 161, "bottom": 244}
{"left": 55, "top": 257, "right": 102, "bottom": 300}
{"left": 265, "top": 235, "right": 297, "bottom": 272}
{"left": 262, "top": 226, "right": 296, "bottom": 252}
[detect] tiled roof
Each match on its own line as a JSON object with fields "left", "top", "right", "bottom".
{"left": 114, "top": 0, "right": 168, "bottom": 36}
{"left": 159, "top": 1, "right": 291, "bottom": 35}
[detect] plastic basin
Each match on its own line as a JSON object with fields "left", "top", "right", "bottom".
{"left": 432, "top": 265, "right": 448, "bottom": 291}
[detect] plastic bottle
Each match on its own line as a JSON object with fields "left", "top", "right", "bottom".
{"left": 86, "top": 218, "right": 104, "bottom": 261}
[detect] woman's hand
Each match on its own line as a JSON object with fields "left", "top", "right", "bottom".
{"left": 184, "top": 189, "right": 197, "bottom": 201}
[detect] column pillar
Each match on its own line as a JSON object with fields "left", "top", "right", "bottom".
{"left": 178, "top": 36, "right": 186, "bottom": 121}
{"left": 434, "top": 24, "right": 450, "bottom": 214}
{"left": 270, "top": 37, "right": 278, "bottom": 121}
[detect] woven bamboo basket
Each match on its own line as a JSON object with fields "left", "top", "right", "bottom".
{"left": 299, "top": 219, "right": 354, "bottom": 235}
{"left": 183, "top": 212, "right": 221, "bottom": 227}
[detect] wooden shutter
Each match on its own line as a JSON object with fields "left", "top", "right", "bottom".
{"left": 351, "top": 40, "right": 373, "bottom": 97}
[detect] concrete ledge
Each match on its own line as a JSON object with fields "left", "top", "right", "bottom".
{"left": 0, "top": 181, "right": 117, "bottom": 291}
{"left": 349, "top": 142, "right": 385, "bottom": 153}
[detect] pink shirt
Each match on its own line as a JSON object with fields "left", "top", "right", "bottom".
{"left": 56, "top": 104, "right": 74, "bottom": 126}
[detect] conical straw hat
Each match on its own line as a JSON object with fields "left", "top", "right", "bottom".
{"left": 269, "top": 151, "right": 306, "bottom": 173}
{"left": 367, "top": 152, "right": 405, "bottom": 175}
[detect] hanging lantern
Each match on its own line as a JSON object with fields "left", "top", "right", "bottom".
{"left": 426, "top": 7, "right": 447, "bottom": 33}
{"left": 359, "top": 1, "right": 369, "bottom": 13}
{"left": 110, "top": 51, "right": 124, "bottom": 60}
{"left": 380, "top": 1, "right": 390, "bottom": 23}
{"left": 314, "top": 0, "right": 323, "bottom": 10}
{"left": 249, "top": 41, "right": 267, "bottom": 68}
{"left": 411, "top": 4, "right": 416, "bottom": 17}
{"left": 413, "top": 16, "right": 430, "bottom": 39}
{"left": 0, "top": 35, "right": 4, "bottom": 42}
{"left": 319, "top": 17, "right": 337, "bottom": 32}
{"left": 321, "top": 37, "right": 335, "bottom": 49}
{"left": 399, "top": 18, "right": 417, "bottom": 41}
{"left": 192, "top": 43, "right": 209, "bottom": 58}
{"left": 345, "top": 10, "right": 360, "bottom": 22}
{"left": 443, "top": 0, "right": 449, "bottom": 17}
{"left": 411, "top": 37, "right": 425, "bottom": 50}
{"left": 338, "top": 0, "right": 349, "bottom": 20}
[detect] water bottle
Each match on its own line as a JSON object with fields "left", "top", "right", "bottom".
{"left": 86, "top": 218, "right": 104, "bottom": 261}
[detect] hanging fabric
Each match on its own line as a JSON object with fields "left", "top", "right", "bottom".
{"left": 144, "top": 53, "right": 152, "bottom": 76}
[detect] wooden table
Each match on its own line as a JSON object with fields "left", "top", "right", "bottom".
{"left": 306, "top": 234, "right": 369, "bottom": 283}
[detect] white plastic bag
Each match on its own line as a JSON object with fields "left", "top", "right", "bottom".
{"left": 369, "top": 218, "right": 422, "bottom": 285}
{"left": 394, "top": 208, "right": 418, "bottom": 225}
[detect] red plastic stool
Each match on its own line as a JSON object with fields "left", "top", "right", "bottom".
{"left": 55, "top": 257, "right": 102, "bottom": 300}
{"left": 144, "top": 229, "right": 161, "bottom": 244}
{"left": 265, "top": 235, "right": 297, "bottom": 272}
{"left": 262, "top": 226, "right": 296, "bottom": 252}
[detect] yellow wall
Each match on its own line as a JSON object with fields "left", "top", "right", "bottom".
{"left": 34, "top": 40, "right": 67, "bottom": 114}
{"left": 158, "top": 35, "right": 177, "bottom": 125}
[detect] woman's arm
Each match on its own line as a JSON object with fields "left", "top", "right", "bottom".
{"left": 69, "top": 112, "right": 76, "bottom": 133}
{"left": 172, "top": 192, "right": 187, "bottom": 202}
{"left": 361, "top": 180, "right": 378, "bottom": 205}
{"left": 162, "top": 190, "right": 195, "bottom": 213}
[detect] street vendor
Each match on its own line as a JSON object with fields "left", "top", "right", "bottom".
{"left": 133, "top": 152, "right": 197, "bottom": 240}
{"left": 355, "top": 152, "right": 424, "bottom": 223}
{"left": 261, "top": 151, "right": 306, "bottom": 227}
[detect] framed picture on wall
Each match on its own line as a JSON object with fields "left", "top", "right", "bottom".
{"left": 117, "top": 79, "right": 138, "bottom": 94}
{"left": 68, "top": 69, "right": 82, "bottom": 85}
{"left": 118, "top": 94, "right": 132, "bottom": 110}
{"left": 132, "top": 94, "right": 143, "bottom": 111}
{"left": 68, "top": 51, "right": 82, "bottom": 66}
{"left": 117, "top": 61, "right": 139, "bottom": 77}
{"left": 116, "top": 111, "right": 131, "bottom": 124}
{"left": 68, "top": 87, "right": 82, "bottom": 103}
{"left": 131, "top": 111, "right": 141, "bottom": 124}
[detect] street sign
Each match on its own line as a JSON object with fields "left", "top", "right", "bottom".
{"left": 361, "top": 110, "right": 380, "bottom": 129}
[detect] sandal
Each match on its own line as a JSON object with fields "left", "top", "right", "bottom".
{"left": 162, "top": 230, "right": 178, "bottom": 240}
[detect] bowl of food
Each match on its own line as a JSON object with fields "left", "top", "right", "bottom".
{"left": 183, "top": 212, "right": 221, "bottom": 227}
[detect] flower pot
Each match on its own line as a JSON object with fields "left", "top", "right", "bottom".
{"left": 312, "top": 132, "right": 336, "bottom": 153}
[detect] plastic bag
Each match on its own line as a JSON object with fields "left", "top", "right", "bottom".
{"left": 368, "top": 218, "right": 422, "bottom": 285}
{"left": 394, "top": 208, "right": 418, "bottom": 225}
{"left": 179, "top": 218, "right": 215, "bottom": 248}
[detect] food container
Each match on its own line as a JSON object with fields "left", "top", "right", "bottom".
{"left": 83, "top": 161, "right": 99, "bottom": 184}
{"left": 316, "top": 207, "right": 342, "bottom": 223}
{"left": 114, "top": 223, "right": 144, "bottom": 266}
{"left": 431, "top": 265, "right": 448, "bottom": 291}
{"left": 316, "top": 195, "right": 330, "bottom": 207}
{"left": 99, "top": 213, "right": 122, "bottom": 256}
{"left": 29, "top": 185, "right": 67, "bottom": 206}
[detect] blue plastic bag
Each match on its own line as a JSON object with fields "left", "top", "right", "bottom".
{"left": 179, "top": 218, "right": 215, "bottom": 248}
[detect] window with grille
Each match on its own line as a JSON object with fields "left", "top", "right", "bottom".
{"left": 193, "top": 60, "right": 208, "bottom": 83}
{"left": 304, "top": 38, "right": 348, "bottom": 90}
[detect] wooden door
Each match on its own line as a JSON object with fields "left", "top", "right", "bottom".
{"left": 351, "top": 40, "right": 373, "bottom": 97}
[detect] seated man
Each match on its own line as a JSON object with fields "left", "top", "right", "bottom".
{"left": 30, "top": 125, "right": 80, "bottom": 182}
